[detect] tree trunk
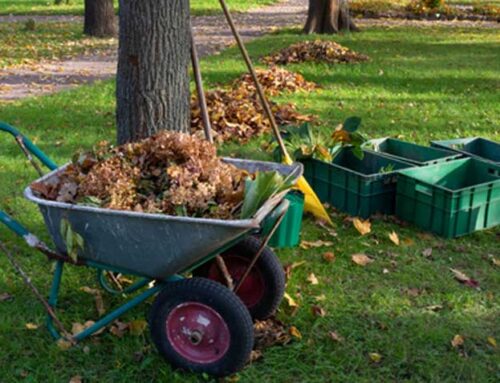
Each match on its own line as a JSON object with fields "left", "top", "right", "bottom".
{"left": 84, "top": 0, "right": 116, "bottom": 38}
{"left": 303, "top": 0, "right": 358, "bottom": 34}
{"left": 116, "top": 0, "right": 191, "bottom": 145}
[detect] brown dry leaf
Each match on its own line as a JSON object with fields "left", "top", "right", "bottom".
{"left": 284, "top": 292, "right": 299, "bottom": 308}
{"left": 249, "top": 350, "right": 263, "bottom": 363}
{"left": 329, "top": 331, "right": 344, "bottom": 342}
{"left": 290, "top": 260, "right": 306, "bottom": 270}
{"left": 450, "top": 268, "right": 479, "bottom": 288}
{"left": 402, "top": 238, "right": 415, "bottom": 246}
{"left": 487, "top": 336, "right": 497, "bottom": 348}
{"left": 422, "top": 248, "right": 433, "bottom": 258}
{"left": 405, "top": 288, "right": 422, "bottom": 297}
{"left": 307, "top": 273, "right": 319, "bottom": 285}
{"left": 323, "top": 251, "right": 336, "bottom": 263}
{"left": 57, "top": 338, "right": 73, "bottom": 350}
{"left": 71, "top": 322, "right": 85, "bottom": 335}
{"left": 0, "top": 293, "right": 13, "bottom": 302}
{"left": 311, "top": 305, "right": 326, "bottom": 317}
{"left": 353, "top": 218, "right": 371, "bottom": 236}
{"left": 25, "top": 323, "right": 38, "bottom": 330}
{"left": 491, "top": 257, "right": 500, "bottom": 267}
{"left": 289, "top": 326, "right": 302, "bottom": 340}
{"left": 254, "top": 318, "right": 292, "bottom": 351}
{"left": 451, "top": 334, "right": 464, "bottom": 348}
{"left": 388, "top": 231, "right": 400, "bottom": 246}
{"left": 351, "top": 253, "right": 373, "bottom": 266}
{"left": 129, "top": 320, "right": 148, "bottom": 336}
{"left": 425, "top": 304, "right": 443, "bottom": 312}
{"left": 110, "top": 320, "right": 129, "bottom": 338}
{"left": 80, "top": 286, "right": 105, "bottom": 316}
{"left": 300, "top": 240, "right": 334, "bottom": 249}
{"left": 69, "top": 376, "right": 82, "bottom": 383}
{"left": 315, "top": 294, "right": 326, "bottom": 302}
{"left": 369, "top": 352, "right": 382, "bottom": 363}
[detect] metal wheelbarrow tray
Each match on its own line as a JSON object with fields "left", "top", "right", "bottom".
{"left": 25, "top": 158, "right": 303, "bottom": 279}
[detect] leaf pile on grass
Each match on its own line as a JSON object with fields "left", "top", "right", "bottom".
{"left": 232, "top": 66, "right": 317, "bottom": 96}
{"left": 191, "top": 86, "right": 313, "bottom": 143}
{"left": 262, "top": 40, "right": 369, "bottom": 66}
{"left": 31, "top": 132, "right": 249, "bottom": 219}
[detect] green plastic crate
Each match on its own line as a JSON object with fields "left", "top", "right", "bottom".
{"left": 431, "top": 137, "right": 500, "bottom": 165}
{"left": 264, "top": 191, "right": 304, "bottom": 248}
{"left": 396, "top": 158, "right": 500, "bottom": 238}
{"left": 364, "top": 137, "right": 461, "bottom": 166}
{"left": 302, "top": 149, "right": 414, "bottom": 218}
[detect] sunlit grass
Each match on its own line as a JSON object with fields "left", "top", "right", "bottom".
{"left": 0, "top": 26, "right": 498, "bottom": 382}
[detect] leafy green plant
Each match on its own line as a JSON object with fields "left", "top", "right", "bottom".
{"left": 277, "top": 117, "right": 366, "bottom": 163}
{"left": 59, "top": 218, "right": 84, "bottom": 262}
{"left": 240, "top": 171, "right": 294, "bottom": 219}
{"left": 379, "top": 164, "right": 395, "bottom": 174}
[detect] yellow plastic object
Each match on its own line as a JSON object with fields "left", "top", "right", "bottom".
{"left": 283, "top": 154, "right": 333, "bottom": 226}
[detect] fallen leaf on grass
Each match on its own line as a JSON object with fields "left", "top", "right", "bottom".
{"left": 315, "top": 294, "right": 326, "bottom": 302}
{"left": 450, "top": 268, "right": 479, "bottom": 288}
{"left": 311, "top": 305, "right": 326, "bottom": 317}
{"left": 69, "top": 376, "right": 82, "bottom": 383}
{"left": 300, "top": 240, "right": 334, "bottom": 249}
{"left": 369, "top": 352, "right": 382, "bottom": 363}
{"left": 451, "top": 334, "right": 464, "bottom": 348}
{"left": 329, "top": 331, "right": 344, "bottom": 342}
{"left": 352, "top": 253, "right": 373, "bottom": 266}
{"left": 289, "top": 326, "right": 302, "bottom": 340}
{"left": 353, "top": 218, "right": 371, "bottom": 236}
{"left": 388, "top": 231, "right": 400, "bottom": 246}
{"left": 0, "top": 293, "right": 13, "bottom": 302}
{"left": 56, "top": 338, "right": 73, "bottom": 350}
{"left": 284, "top": 292, "right": 298, "bottom": 308}
{"left": 422, "top": 248, "right": 433, "bottom": 258}
{"left": 487, "top": 336, "right": 497, "bottom": 348}
{"left": 307, "top": 273, "right": 319, "bottom": 285}
{"left": 80, "top": 286, "right": 105, "bottom": 316}
{"left": 129, "top": 320, "right": 148, "bottom": 336}
{"left": 425, "top": 304, "right": 443, "bottom": 312}
{"left": 323, "top": 251, "right": 335, "bottom": 263}
{"left": 25, "top": 323, "right": 38, "bottom": 330}
{"left": 402, "top": 238, "right": 414, "bottom": 246}
{"left": 254, "top": 318, "right": 292, "bottom": 351}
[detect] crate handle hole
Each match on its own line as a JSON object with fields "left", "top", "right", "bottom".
{"left": 488, "top": 168, "right": 500, "bottom": 177}
{"left": 415, "top": 184, "right": 433, "bottom": 196}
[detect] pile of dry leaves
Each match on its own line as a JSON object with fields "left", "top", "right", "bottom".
{"left": 262, "top": 40, "right": 369, "bottom": 66}
{"left": 232, "top": 66, "right": 317, "bottom": 96}
{"left": 191, "top": 85, "right": 313, "bottom": 143}
{"left": 31, "top": 132, "right": 248, "bottom": 219}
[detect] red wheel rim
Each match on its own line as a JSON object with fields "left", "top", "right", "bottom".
{"left": 207, "top": 254, "right": 265, "bottom": 308}
{"left": 166, "top": 302, "right": 230, "bottom": 364}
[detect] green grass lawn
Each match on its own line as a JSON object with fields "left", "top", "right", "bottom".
{"left": 0, "top": 21, "right": 116, "bottom": 69}
{"left": 0, "top": 0, "right": 277, "bottom": 16}
{"left": 0, "top": 26, "right": 499, "bottom": 382}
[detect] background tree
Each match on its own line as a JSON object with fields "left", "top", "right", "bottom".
{"left": 84, "top": 0, "right": 116, "bottom": 38}
{"left": 116, "top": 0, "right": 191, "bottom": 144}
{"left": 304, "top": 0, "right": 358, "bottom": 34}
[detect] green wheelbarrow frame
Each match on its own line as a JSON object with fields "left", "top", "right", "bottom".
{"left": 0, "top": 121, "right": 293, "bottom": 343}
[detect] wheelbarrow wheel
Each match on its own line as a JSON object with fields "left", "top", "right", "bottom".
{"left": 149, "top": 277, "right": 253, "bottom": 377}
{"left": 193, "top": 236, "right": 285, "bottom": 320}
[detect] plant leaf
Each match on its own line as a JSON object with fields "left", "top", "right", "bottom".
{"left": 343, "top": 116, "right": 362, "bottom": 133}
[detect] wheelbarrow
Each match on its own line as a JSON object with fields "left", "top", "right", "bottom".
{"left": 0, "top": 122, "right": 303, "bottom": 377}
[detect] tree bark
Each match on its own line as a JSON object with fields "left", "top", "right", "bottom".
{"left": 116, "top": 0, "right": 191, "bottom": 145}
{"left": 84, "top": 0, "right": 116, "bottom": 38}
{"left": 303, "top": 0, "right": 358, "bottom": 34}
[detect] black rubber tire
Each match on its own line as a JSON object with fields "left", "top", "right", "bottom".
{"left": 149, "top": 277, "right": 254, "bottom": 377}
{"left": 193, "top": 236, "right": 285, "bottom": 320}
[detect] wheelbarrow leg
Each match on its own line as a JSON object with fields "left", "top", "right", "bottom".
{"left": 46, "top": 260, "right": 65, "bottom": 340}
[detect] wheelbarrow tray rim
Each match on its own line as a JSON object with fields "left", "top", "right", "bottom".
{"left": 24, "top": 158, "right": 303, "bottom": 229}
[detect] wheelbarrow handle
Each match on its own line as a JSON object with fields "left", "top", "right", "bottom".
{"left": 0, "top": 121, "right": 58, "bottom": 171}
